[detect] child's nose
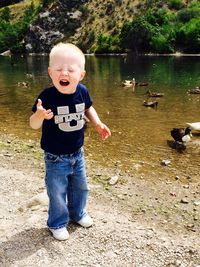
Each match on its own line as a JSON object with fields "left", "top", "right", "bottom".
{"left": 62, "top": 69, "right": 68, "bottom": 75}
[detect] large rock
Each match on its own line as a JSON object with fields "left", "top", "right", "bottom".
{"left": 25, "top": 1, "right": 88, "bottom": 53}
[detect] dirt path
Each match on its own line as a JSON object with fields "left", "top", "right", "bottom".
{"left": 0, "top": 135, "right": 199, "bottom": 267}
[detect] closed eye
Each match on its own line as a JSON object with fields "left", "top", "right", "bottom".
{"left": 68, "top": 68, "right": 75, "bottom": 73}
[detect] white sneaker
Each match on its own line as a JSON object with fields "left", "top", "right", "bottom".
{"left": 77, "top": 214, "right": 93, "bottom": 228}
{"left": 49, "top": 227, "right": 69, "bottom": 241}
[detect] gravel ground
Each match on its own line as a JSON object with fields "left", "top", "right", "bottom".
{"left": 0, "top": 135, "right": 199, "bottom": 267}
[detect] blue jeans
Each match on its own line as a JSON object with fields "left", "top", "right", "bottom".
{"left": 44, "top": 148, "right": 89, "bottom": 229}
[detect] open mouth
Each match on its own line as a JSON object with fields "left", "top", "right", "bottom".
{"left": 59, "top": 80, "right": 70, "bottom": 86}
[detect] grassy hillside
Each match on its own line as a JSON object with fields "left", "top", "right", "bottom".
{"left": 0, "top": 0, "right": 199, "bottom": 54}
{"left": 69, "top": 0, "right": 141, "bottom": 52}
{"left": 5, "top": 0, "right": 40, "bottom": 21}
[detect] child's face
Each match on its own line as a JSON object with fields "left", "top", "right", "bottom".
{"left": 48, "top": 49, "right": 85, "bottom": 94}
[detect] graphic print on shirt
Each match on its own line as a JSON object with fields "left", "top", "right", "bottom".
{"left": 54, "top": 103, "right": 85, "bottom": 132}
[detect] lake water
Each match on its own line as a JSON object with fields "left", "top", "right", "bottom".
{"left": 0, "top": 54, "right": 200, "bottom": 177}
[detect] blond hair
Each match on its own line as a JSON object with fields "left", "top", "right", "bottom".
{"left": 49, "top": 43, "right": 85, "bottom": 70}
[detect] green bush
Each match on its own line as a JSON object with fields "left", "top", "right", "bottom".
{"left": 0, "top": 6, "right": 11, "bottom": 22}
{"left": 0, "top": 22, "right": 21, "bottom": 52}
{"left": 95, "top": 33, "right": 120, "bottom": 53}
{"left": 0, "top": 2, "right": 39, "bottom": 53}
{"left": 177, "top": 7, "right": 200, "bottom": 22}
{"left": 176, "top": 17, "right": 200, "bottom": 52}
{"left": 146, "top": 7, "right": 170, "bottom": 26}
{"left": 150, "top": 34, "right": 173, "bottom": 53}
{"left": 120, "top": 17, "right": 152, "bottom": 52}
{"left": 96, "top": 34, "right": 112, "bottom": 53}
{"left": 168, "top": 0, "right": 184, "bottom": 10}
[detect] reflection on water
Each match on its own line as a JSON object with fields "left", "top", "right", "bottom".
{"left": 0, "top": 54, "right": 200, "bottom": 176}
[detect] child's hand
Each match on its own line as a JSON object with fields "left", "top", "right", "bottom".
{"left": 95, "top": 123, "right": 111, "bottom": 140}
{"left": 36, "top": 99, "right": 54, "bottom": 120}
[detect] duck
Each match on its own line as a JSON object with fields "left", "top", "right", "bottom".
{"left": 143, "top": 100, "right": 158, "bottom": 108}
{"left": 170, "top": 127, "right": 192, "bottom": 143}
{"left": 146, "top": 90, "right": 164, "bottom": 97}
{"left": 17, "top": 81, "right": 29, "bottom": 87}
{"left": 188, "top": 87, "right": 200, "bottom": 94}
{"left": 26, "top": 73, "right": 34, "bottom": 79}
{"left": 122, "top": 78, "right": 136, "bottom": 87}
{"left": 186, "top": 122, "right": 200, "bottom": 131}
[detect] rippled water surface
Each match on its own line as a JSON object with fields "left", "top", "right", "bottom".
{"left": 0, "top": 54, "right": 200, "bottom": 175}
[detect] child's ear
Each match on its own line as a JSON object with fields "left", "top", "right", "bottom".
{"left": 48, "top": 67, "right": 52, "bottom": 77}
{"left": 80, "top": 71, "right": 86, "bottom": 81}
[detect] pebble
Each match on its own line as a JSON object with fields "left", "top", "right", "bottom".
{"left": 161, "top": 159, "right": 171, "bottom": 166}
{"left": 193, "top": 216, "right": 198, "bottom": 221}
{"left": 109, "top": 175, "right": 119, "bottom": 185}
{"left": 193, "top": 200, "right": 200, "bottom": 206}
{"left": 180, "top": 198, "right": 189, "bottom": 204}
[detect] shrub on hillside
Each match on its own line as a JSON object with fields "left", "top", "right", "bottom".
{"left": 0, "top": 3, "right": 40, "bottom": 53}
{"left": 177, "top": 7, "right": 200, "bottom": 22}
{"left": 175, "top": 17, "right": 200, "bottom": 52}
{"left": 0, "top": 6, "right": 11, "bottom": 22}
{"left": 95, "top": 33, "right": 120, "bottom": 53}
{"left": 168, "top": 0, "right": 184, "bottom": 10}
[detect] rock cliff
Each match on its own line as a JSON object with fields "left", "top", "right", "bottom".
{"left": 25, "top": 0, "right": 88, "bottom": 53}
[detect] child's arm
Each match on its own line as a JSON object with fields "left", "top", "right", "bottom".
{"left": 85, "top": 106, "right": 111, "bottom": 140}
{"left": 30, "top": 99, "right": 53, "bottom": 129}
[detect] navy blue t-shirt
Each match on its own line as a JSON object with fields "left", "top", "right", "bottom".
{"left": 32, "top": 84, "right": 93, "bottom": 154}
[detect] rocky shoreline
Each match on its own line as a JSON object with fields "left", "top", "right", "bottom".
{"left": 0, "top": 134, "right": 199, "bottom": 267}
